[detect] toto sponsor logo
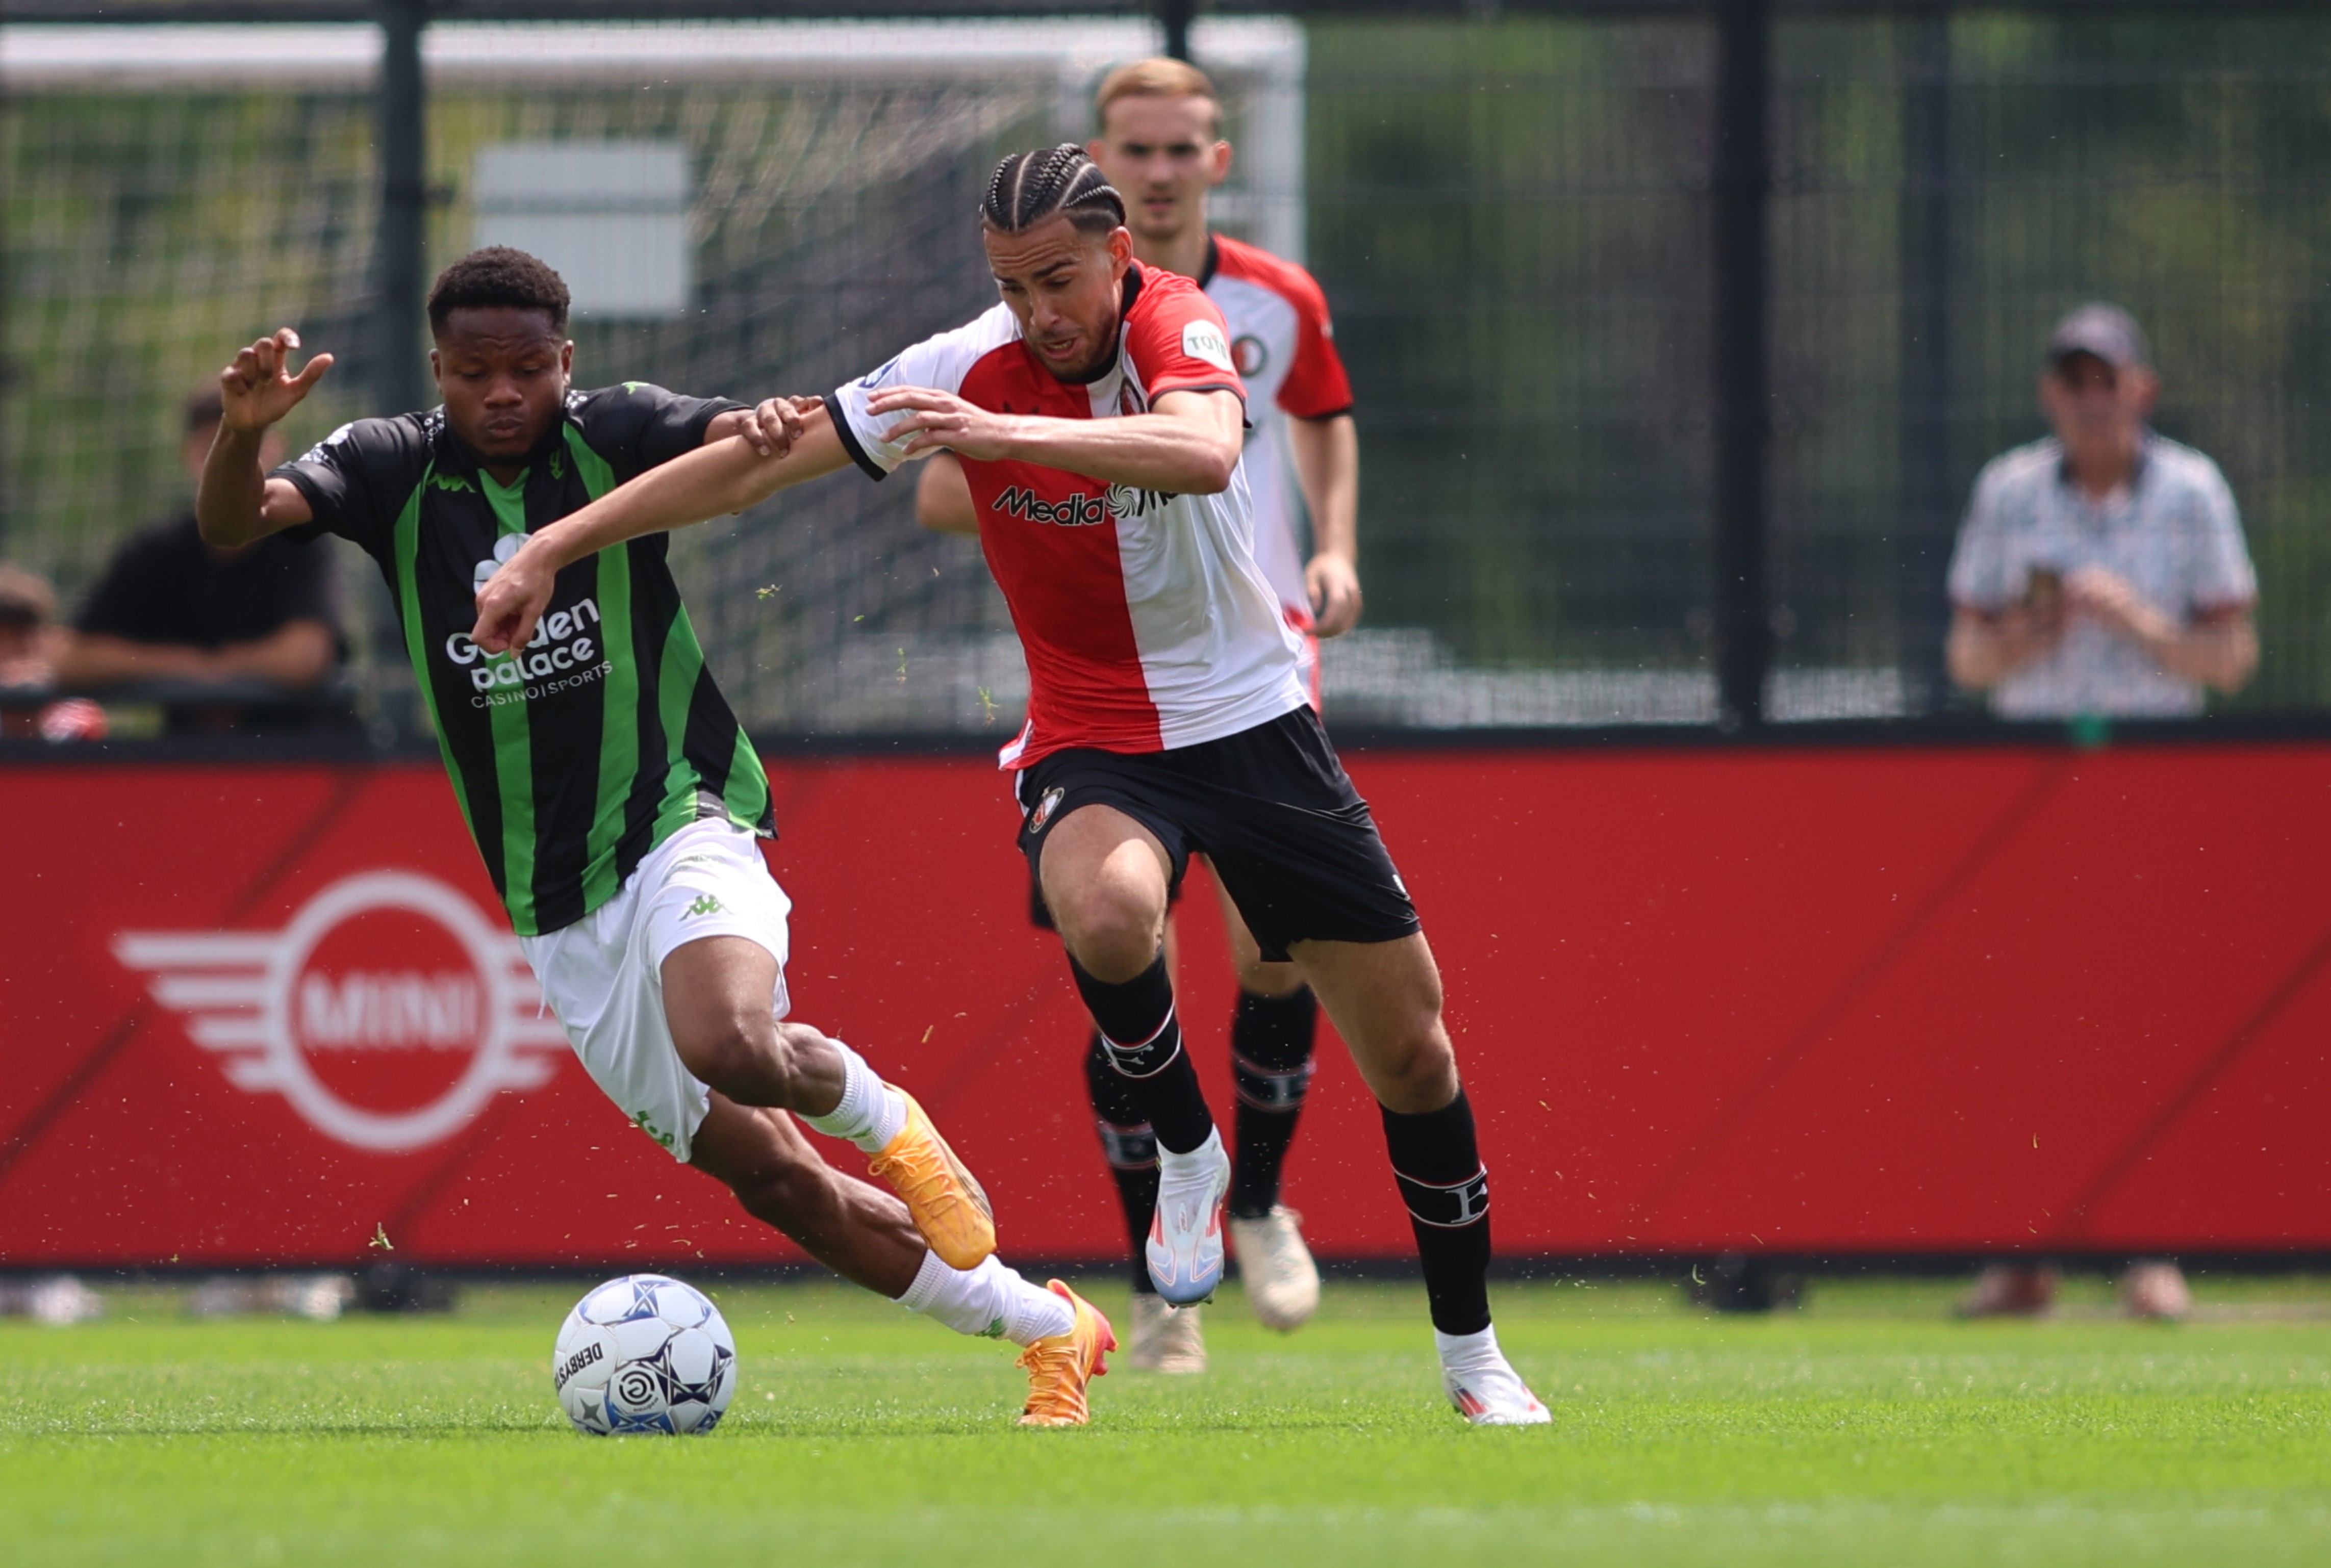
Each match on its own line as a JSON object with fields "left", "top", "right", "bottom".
{"left": 115, "top": 870, "right": 567, "bottom": 1151}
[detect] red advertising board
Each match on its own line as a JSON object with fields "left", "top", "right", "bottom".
{"left": 2, "top": 741, "right": 2326, "bottom": 1270}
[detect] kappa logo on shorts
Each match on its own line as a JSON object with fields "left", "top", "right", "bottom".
{"left": 114, "top": 871, "right": 567, "bottom": 1152}
{"left": 1028, "top": 786, "right": 1067, "bottom": 833}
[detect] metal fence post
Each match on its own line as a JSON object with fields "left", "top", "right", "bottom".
{"left": 378, "top": 0, "right": 428, "bottom": 419}
{"left": 373, "top": 0, "right": 427, "bottom": 743}
{"left": 1898, "top": 7, "right": 1954, "bottom": 715}
{"left": 1713, "top": 0, "right": 1773, "bottom": 730}
{"left": 1159, "top": 0, "right": 1195, "bottom": 63}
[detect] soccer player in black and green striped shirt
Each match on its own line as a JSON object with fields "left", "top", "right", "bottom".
{"left": 195, "top": 248, "right": 1115, "bottom": 1424}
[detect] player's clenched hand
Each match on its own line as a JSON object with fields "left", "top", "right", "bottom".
{"left": 470, "top": 539, "right": 558, "bottom": 656}
{"left": 219, "top": 328, "right": 332, "bottom": 432}
{"left": 746, "top": 398, "right": 829, "bottom": 459}
{"left": 1307, "top": 553, "right": 1363, "bottom": 638}
{"left": 867, "top": 387, "right": 1021, "bottom": 462}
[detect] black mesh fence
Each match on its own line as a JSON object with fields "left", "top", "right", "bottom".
{"left": 5, "top": 7, "right": 2331, "bottom": 739}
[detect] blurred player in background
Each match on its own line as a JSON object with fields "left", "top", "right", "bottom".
{"left": 473, "top": 149, "right": 1547, "bottom": 1424}
{"left": 194, "top": 248, "right": 1114, "bottom": 1427}
{"left": 917, "top": 59, "right": 1361, "bottom": 1373}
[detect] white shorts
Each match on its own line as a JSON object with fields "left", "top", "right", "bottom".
{"left": 518, "top": 819, "right": 793, "bottom": 1164}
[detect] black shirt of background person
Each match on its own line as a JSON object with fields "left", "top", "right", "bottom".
{"left": 73, "top": 510, "right": 345, "bottom": 732}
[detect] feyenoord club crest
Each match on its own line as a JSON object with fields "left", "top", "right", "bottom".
{"left": 114, "top": 870, "right": 567, "bottom": 1151}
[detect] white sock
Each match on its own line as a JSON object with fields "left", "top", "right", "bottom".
{"left": 895, "top": 1251, "right": 1075, "bottom": 1347}
{"left": 1434, "top": 1322, "right": 1504, "bottom": 1371}
{"left": 1157, "top": 1125, "right": 1226, "bottom": 1179}
{"left": 799, "top": 1041, "right": 908, "bottom": 1152}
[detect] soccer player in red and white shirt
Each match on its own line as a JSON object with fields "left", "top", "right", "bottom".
{"left": 919, "top": 61, "right": 1360, "bottom": 1372}
{"left": 471, "top": 146, "right": 1547, "bottom": 1424}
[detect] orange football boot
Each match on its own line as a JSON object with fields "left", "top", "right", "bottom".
{"left": 1016, "top": 1280, "right": 1117, "bottom": 1427}
{"left": 865, "top": 1088, "right": 996, "bottom": 1270}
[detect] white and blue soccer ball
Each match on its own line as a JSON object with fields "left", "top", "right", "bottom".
{"left": 552, "top": 1274, "right": 737, "bottom": 1436}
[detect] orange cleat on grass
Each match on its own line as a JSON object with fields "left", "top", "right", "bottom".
{"left": 865, "top": 1088, "right": 995, "bottom": 1270}
{"left": 1016, "top": 1281, "right": 1116, "bottom": 1427}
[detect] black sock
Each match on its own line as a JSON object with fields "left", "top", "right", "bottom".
{"left": 1381, "top": 1088, "right": 1492, "bottom": 1335}
{"left": 1083, "top": 1029, "right": 1159, "bottom": 1295}
{"left": 1229, "top": 987, "right": 1318, "bottom": 1220}
{"left": 1069, "top": 953, "right": 1215, "bottom": 1154}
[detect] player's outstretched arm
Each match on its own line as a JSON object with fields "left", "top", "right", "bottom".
{"left": 868, "top": 385, "right": 1243, "bottom": 496}
{"left": 470, "top": 399, "right": 847, "bottom": 656}
{"left": 197, "top": 328, "right": 330, "bottom": 548}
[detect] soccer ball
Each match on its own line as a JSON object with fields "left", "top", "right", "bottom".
{"left": 552, "top": 1273, "right": 737, "bottom": 1435}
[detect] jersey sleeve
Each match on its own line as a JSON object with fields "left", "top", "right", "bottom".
{"left": 2185, "top": 456, "right": 2259, "bottom": 612}
{"left": 570, "top": 382, "right": 749, "bottom": 483}
{"left": 827, "top": 321, "right": 993, "bottom": 482}
{"left": 1945, "top": 456, "right": 2021, "bottom": 612}
{"left": 1275, "top": 268, "right": 1356, "bottom": 421}
{"left": 273, "top": 415, "right": 431, "bottom": 560}
{"left": 1126, "top": 281, "right": 1249, "bottom": 407}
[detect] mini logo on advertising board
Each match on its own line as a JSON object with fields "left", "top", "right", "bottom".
{"left": 115, "top": 870, "right": 568, "bottom": 1152}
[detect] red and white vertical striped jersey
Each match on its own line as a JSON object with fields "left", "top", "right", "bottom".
{"left": 1199, "top": 235, "right": 1356, "bottom": 635}
{"left": 830, "top": 264, "right": 1309, "bottom": 769}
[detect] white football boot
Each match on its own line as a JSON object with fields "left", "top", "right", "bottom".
{"left": 1437, "top": 1326, "right": 1552, "bottom": 1426}
{"left": 1127, "top": 1293, "right": 1207, "bottom": 1373}
{"left": 1146, "top": 1127, "right": 1230, "bottom": 1305}
{"left": 1229, "top": 1205, "right": 1321, "bottom": 1331}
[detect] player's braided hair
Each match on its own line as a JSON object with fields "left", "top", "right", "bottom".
{"left": 980, "top": 144, "right": 1127, "bottom": 239}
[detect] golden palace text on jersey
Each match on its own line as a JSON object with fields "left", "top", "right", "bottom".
{"left": 276, "top": 383, "right": 772, "bottom": 936}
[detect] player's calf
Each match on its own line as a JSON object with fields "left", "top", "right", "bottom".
{"left": 665, "top": 940, "right": 993, "bottom": 1268}
{"left": 690, "top": 1097, "right": 925, "bottom": 1296}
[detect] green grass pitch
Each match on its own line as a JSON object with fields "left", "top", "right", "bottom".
{"left": 4, "top": 1275, "right": 2328, "bottom": 1566}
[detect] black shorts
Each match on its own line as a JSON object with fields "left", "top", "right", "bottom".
{"left": 1015, "top": 707, "right": 1421, "bottom": 963}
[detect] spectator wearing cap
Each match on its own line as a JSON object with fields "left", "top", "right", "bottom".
{"left": 1945, "top": 303, "right": 2247, "bottom": 1323}
{"left": 0, "top": 564, "right": 106, "bottom": 742}
{"left": 54, "top": 388, "right": 343, "bottom": 732}
{"left": 1945, "top": 303, "right": 2258, "bottom": 718}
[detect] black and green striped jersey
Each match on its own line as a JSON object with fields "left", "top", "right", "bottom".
{"left": 276, "top": 382, "right": 772, "bottom": 936}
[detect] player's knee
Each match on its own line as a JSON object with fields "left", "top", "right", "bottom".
{"left": 1053, "top": 886, "right": 1164, "bottom": 981}
{"left": 676, "top": 1009, "right": 784, "bottom": 1101}
{"left": 1368, "top": 1024, "right": 1459, "bottom": 1115}
{"left": 1238, "top": 959, "right": 1306, "bottom": 998}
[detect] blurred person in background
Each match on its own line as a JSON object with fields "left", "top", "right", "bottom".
{"left": 1945, "top": 303, "right": 2257, "bottom": 720}
{"left": 0, "top": 564, "right": 106, "bottom": 742}
{"left": 54, "top": 387, "right": 344, "bottom": 733}
{"left": 917, "top": 58, "right": 1363, "bottom": 1373}
{"left": 1945, "top": 303, "right": 2252, "bottom": 1321}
